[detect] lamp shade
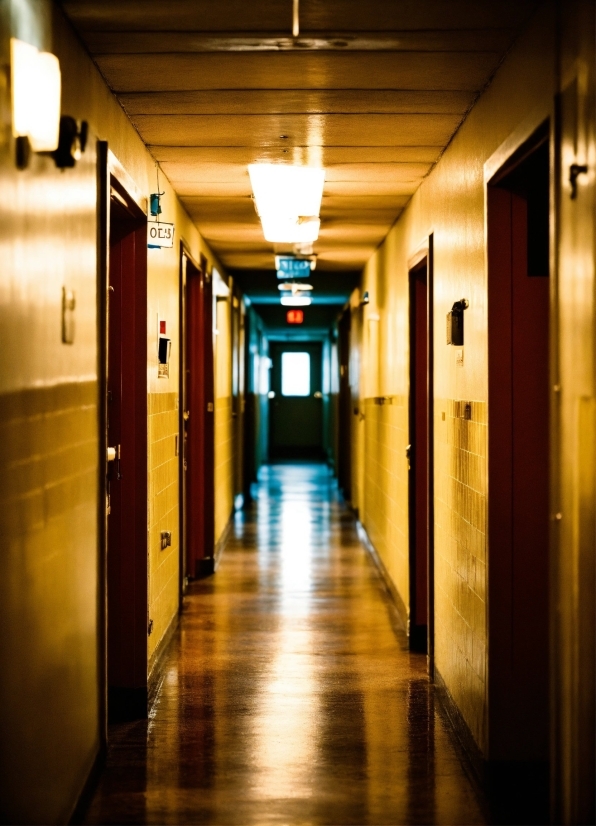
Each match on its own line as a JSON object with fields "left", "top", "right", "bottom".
{"left": 11, "top": 38, "right": 61, "bottom": 152}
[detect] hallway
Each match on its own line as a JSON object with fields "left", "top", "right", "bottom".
{"left": 84, "top": 464, "right": 485, "bottom": 825}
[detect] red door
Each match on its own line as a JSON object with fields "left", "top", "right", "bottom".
{"left": 184, "top": 256, "right": 215, "bottom": 579}
{"left": 409, "top": 257, "right": 431, "bottom": 653}
{"left": 106, "top": 178, "right": 148, "bottom": 720}
{"left": 488, "top": 137, "right": 549, "bottom": 765}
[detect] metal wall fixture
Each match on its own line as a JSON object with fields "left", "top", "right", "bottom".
{"left": 446, "top": 299, "right": 469, "bottom": 346}
{"left": 11, "top": 37, "right": 88, "bottom": 170}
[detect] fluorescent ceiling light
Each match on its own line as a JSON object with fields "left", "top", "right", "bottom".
{"left": 11, "top": 38, "right": 61, "bottom": 152}
{"left": 278, "top": 282, "right": 313, "bottom": 291}
{"left": 261, "top": 216, "right": 320, "bottom": 244}
{"left": 248, "top": 163, "right": 325, "bottom": 243}
{"left": 280, "top": 295, "right": 312, "bottom": 307}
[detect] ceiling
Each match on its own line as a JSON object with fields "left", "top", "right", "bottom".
{"left": 61, "top": 0, "right": 540, "bottom": 326}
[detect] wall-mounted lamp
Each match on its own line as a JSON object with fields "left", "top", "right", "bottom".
{"left": 11, "top": 38, "right": 60, "bottom": 155}
{"left": 11, "top": 38, "right": 87, "bottom": 170}
{"left": 53, "top": 116, "right": 88, "bottom": 169}
{"left": 446, "top": 299, "right": 469, "bottom": 346}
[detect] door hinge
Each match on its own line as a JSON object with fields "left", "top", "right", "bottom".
{"left": 147, "top": 619, "right": 153, "bottom": 636}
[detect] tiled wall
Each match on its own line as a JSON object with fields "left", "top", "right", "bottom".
{"left": 0, "top": 382, "right": 99, "bottom": 822}
{"left": 214, "top": 298, "right": 235, "bottom": 544}
{"left": 351, "top": 5, "right": 554, "bottom": 756}
{"left": 362, "top": 396, "right": 409, "bottom": 607}
{"left": 148, "top": 391, "right": 179, "bottom": 662}
{"left": 434, "top": 399, "right": 487, "bottom": 749}
{"left": 214, "top": 396, "right": 234, "bottom": 543}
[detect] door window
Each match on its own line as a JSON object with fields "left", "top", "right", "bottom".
{"left": 281, "top": 351, "right": 310, "bottom": 396}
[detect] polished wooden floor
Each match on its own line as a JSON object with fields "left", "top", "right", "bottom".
{"left": 85, "top": 463, "right": 487, "bottom": 825}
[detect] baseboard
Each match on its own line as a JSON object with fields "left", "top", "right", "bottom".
{"left": 68, "top": 744, "right": 106, "bottom": 825}
{"left": 214, "top": 511, "right": 234, "bottom": 571}
{"left": 194, "top": 511, "right": 234, "bottom": 579}
{"left": 147, "top": 609, "right": 180, "bottom": 709}
{"left": 356, "top": 520, "right": 408, "bottom": 634}
{"left": 434, "top": 668, "right": 485, "bottom": 785}
{"left": 434, "top": 668, "right": 549, "bottom": 824}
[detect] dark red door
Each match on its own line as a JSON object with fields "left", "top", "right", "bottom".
{"left": 409, "top": 259, "right": 430, "bottom": 653}
{"left": 184, "top": 256, "right": 215, "bottom": 578}
{"left": 106, "top": 180, "right": 148, "bottom": 720}
{"left": 488, "top": 137, "right": 549, "bottom": 767}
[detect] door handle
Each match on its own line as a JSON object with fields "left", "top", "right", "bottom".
{"left": 107, "top": 445, "right": 120, "bottom": 462}
{"left": 314, "top": 391, "right": 323, "bottom": 399}
{"left": 107, "top": 445, "right": 121, "bottom": 479}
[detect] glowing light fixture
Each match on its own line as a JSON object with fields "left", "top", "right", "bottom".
{"left": 248, "top": 164, "right": 325, "bottom": 243}
{"left": 11, "top": 38, "right": 61, "bottom": 152}
{"left": 278, "top": 282, "right": 313, "bottom": 292}
{"left": 280, "top": 295, "right": 312, "bottom": 307}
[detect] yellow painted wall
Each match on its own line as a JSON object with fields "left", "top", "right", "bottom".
{"left": 555, "top": 2, "right": 596, "bottom": 820}
{"left": 0, "top": 1, "right": 232, "bottom": 819}
{"left": 0, "top": 4, "right": 100, "bottom": 821}
{"left": 60, "top": 0, "right": 228, "bottom": 666}
{"left": 214, "top": 273, "right": 235, "bottom": 544}
{"left": 353, "top": 4, "right": 555, "bottom": 754}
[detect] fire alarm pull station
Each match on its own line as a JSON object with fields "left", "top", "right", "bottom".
{"left": 158, "top": 317, "right": 171, "bottom": 378}
{"left": 446, "top": 299, "right": 469, "bottom": 346}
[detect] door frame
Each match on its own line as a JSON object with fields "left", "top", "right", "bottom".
{"left": 268, "top": 340, "right": 324, "bottom": 460}
{"left": 99, "top": 147, "right": 149, "bottom": 721}
{"left": 486, "top": 122, "right": 551, "bottom": 775}
{"left": 182, "top": 251, "right": 215, "bottom": 579}
{"left": 337, "top": 307, "right": 352, "bottom": 500}
{"left": 408, "top": 239, "right": 435, "bottom": 668}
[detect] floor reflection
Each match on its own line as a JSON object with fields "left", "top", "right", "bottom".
{"left": 83, "top": 462, "right": 487, "bottom": 825}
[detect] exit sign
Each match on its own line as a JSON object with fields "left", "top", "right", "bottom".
{"left": 286, "top": 309, "right": 304, "bottom": 324}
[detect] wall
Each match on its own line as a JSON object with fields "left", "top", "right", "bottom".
{"left": 245, "top": 306, "right": 270, "bottom": 483}
{"left": 58, "top": 0, "right": 227, "bottom": 667}
{"left": 555, "top": 1, "right": 596, "bottom": 820}
{"left": 213, "top": 272, "right": 235, "bottom": 544}
{"left": 60, "top": 0, "right": 228, "bottom": 667}
{"left": 0, "top": 1, "right": 231, "bottom": 819}
{"left": 351, "top": 3, "right": 555, "bottom": 755}
{"left": 0, "top": 4, "right": 99, "bottom": 821}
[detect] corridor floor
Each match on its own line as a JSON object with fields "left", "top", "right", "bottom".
{"left": 84, "top": 463, "right": 487, "bottom": 825}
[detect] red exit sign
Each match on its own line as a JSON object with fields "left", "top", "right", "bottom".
{"left": 286, "top": 309, "right": 304, "bottom": 324}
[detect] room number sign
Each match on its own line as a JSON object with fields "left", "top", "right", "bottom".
{"left": 148, "top": 221, "right": 174, "bottom": 248}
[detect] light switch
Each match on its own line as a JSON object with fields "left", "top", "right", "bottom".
{"left": 62, "top": 287, "right": 76, "bottom": 344}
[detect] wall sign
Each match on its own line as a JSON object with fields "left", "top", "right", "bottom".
{"left": 148, "top": 221, "right": 174, "bottom": 249}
